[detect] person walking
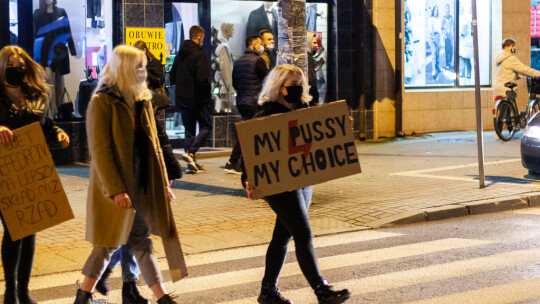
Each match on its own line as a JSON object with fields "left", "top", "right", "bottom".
{"left": 224, "top": 36, "right": 269, "bottom": 174}
{"left": 307, "top": 32, "right": 320, "bottom": 106}
{"left": 73, "top": 45, "right": 179, "bottom": 304}
{"left": 494, "top": 38, "right": 540, "bottom": 97}
{"left": 170, "top": 25, "right": 212, "bottom": 174}
{"left": 92, "top": 40, "right": 183, "bottom": 304}
{"left": 0, "top": 45, "right": 70, "bottom": 304}
{"left": 243, "top": 64, "right": 350, "bottom": 304}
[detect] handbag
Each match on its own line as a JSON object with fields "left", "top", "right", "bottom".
{"left": 152, "top": 86, "right": 172, "bottom": 110}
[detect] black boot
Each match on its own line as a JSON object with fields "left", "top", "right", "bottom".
{"left": 122, "top": 281, "right": 149, "bottom": 304}
{"left": 17, "top": 287, "right": 36, "bottom": 304}
{"left": 4, "top": 288, "right": 19, "bottom": 304}
{"left": 156, "top": 294, "right": 177, "bottom": 304}
{"left": 95, "top": 267, "right": 112, "bottom": 296}
{"left": 257, "top": 282, "right": 292, "bottom": 304}
{"left": 73, "top": 288, "right": 94, "bottom": 304}
{"left": 314, "top": 281, "right": 350, "bottom": 304}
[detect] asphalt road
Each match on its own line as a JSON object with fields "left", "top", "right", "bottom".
{"left": 12, "top": 206, "right": 540, "bottom": 303}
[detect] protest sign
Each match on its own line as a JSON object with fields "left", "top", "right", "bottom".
{"left": 236, "top": 100, "right": 361, "bottom": 199}
{"left": 0, "top": 123, "right": 74, "bottom": 241}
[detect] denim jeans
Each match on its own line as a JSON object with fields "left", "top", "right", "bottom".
{"left": 108, "top": 245, "right": 139, "bottom": 282}
{"left": 261, "top": 186, "right": 323, "bottom": 288}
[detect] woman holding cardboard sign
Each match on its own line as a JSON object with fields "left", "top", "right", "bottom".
{"left": 243, "top": 64, "right": 350, "bottom": 304}
{"left": 0, "top": 45, "right": 70, "bottom": 304}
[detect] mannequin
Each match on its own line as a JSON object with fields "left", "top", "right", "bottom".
{"left": 215, "top": 23, "right": 235, "bottom": 112}
{"left": 33, "top": 0, "right": 77, "bottom": 119}
{"left": 246, "top": 1, "right": 278, "bottom": 48}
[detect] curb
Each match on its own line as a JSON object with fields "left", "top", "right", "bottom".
{"left": 365, "top": 192, "right": 540, "bottom": 229}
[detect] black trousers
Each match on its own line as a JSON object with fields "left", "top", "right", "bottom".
{"left": 0, "top": 213, "right": 35, "bottom": 296}
{"left": 261, "top": 187, "right": 323, "bottom": 288}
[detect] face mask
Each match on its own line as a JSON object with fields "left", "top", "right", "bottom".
{"left": 258, "top": 45, "right": 265, "bottom": 55}
{"left": 511, "top": 48, "right": 516, "bottom": 54}
{"left": 312, "top": 47, "right": 319, "bottom": 55}
{"left": 266, "top": 44, "right": 274, "bottom": 51}
{"left": 136, "top": 68, "right": 147, "bottom": 84}
{"left": 5, "top": 67, "right": 26, "bottom": 87}
{"left": 283, "top": 85, "right": 303, "bottom": 104}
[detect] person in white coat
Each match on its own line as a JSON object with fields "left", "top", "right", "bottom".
{"left": 494, "top": 38, "right": 540, "bottom": 97}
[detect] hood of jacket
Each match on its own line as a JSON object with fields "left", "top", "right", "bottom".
{"left": 178, "top": 40, "right": 202, "bottom": 57}
{"left": 496, "top": 50, "right": 513, "bottom": 66}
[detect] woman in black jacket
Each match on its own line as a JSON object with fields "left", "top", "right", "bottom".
{"left": 0, "top": 45, "right": 69, "bottom": 304}
{"left": 244, "top": 65, "right": 350, "bottom": 304}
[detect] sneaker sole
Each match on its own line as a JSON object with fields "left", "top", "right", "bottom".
{"left": 224, "top": 168, "right": 242, "bottom": 175}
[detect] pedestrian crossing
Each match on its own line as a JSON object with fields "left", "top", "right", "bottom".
{"left": 7, "top": 227, "right": 540, "bottom": 303}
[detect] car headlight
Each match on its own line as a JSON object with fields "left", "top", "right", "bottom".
{"left": 523, "top": 125, "right": 540, "bottom": 139}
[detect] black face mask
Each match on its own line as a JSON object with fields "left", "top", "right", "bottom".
{"left": 5, "top": 67, "right": 26, "bottom": 87}
{"left": 284, "top": 85, "right": 303, "bottom": 104}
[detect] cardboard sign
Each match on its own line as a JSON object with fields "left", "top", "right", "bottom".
{"left": 126, "top": 27, "right": 166, "bottom": 63}
{"left": 0, "top": 123, "right": 74, "bottom": 241}
{"left": 236, "top": 100, "right": 361, "bottom": 199}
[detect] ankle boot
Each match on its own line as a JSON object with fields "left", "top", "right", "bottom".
{"left": 156, "top": 294, "right": 177, "bottom": 304}
{"left": 17, "top": 287, "right": 36, "bottom": 304}
{"left": 73, "top": 288, "right": 93, "bottom": 304}
{"left": 314, "top": 281, "right": 350, "bottom": 304}
{"left": 122, "top": 281, "right": 149, "bottom": 304}
{"left": 257, "top": 282, "right": 292, "bottom": 304}
{"left": 95, "top": 267, "right": 112, "bottom": 296}
{"left": 4, "top": 287, "right": 19, "bottom": 304}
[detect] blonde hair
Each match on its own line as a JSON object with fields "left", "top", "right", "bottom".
{"left": 96, "top": 45, "right": 152, "bottom": 103}
{"left": 0, "top": 46, "right": 51, "bottom": 102}
{"left": 258, "top": 64, "right": 312, "bottom": 104}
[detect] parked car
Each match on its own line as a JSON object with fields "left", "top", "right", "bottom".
{"left": 521, "top": 111, "right": 540, "bottom": 175}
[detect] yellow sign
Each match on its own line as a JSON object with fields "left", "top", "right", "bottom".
{"left": 126, "top": 27, "right": 166, "bottom": 64}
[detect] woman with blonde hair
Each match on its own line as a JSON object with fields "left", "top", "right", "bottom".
{"left": 73, "top": 45, "right": 178, "bottom": 304}
{"left": 244, "top": 64, "right": 350, "bottom": 304}
{"left": 0, "top": 45, "right": 69, "bottom": 303}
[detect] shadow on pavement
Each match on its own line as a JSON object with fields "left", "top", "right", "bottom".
{"left": 171, "top": 180, "right": 245, "bottom": 197}
{"left": 470, "top": 175, "right": 540, "bottom": 187}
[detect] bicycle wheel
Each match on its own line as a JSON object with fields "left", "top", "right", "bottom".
{"left": 528, "top": 98, "right": 540, "bottom": 118}
{"left": 494, "top": 101, "right": 517, "bottom": 141}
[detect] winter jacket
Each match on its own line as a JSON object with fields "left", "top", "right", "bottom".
{"left": 146, "top": 57, "right": 165, "bottom": 90}
{"left": 0, "top": 88, "right": 64, "bottom": 144}
{"left": 494, "top": 50, "right": 540, "bottom": 96}
{"left": 170, "top": 40, "right": 211, "bottom": 110}
{"left": 232, "top": 49, "right": 269, "bottom": 107}
{"left": 33, "top": 7, "right": 77, "bottom": 75}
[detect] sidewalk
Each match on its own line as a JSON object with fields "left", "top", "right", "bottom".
{"left": 3, "top": 130, "right": 540, "bottom": 278}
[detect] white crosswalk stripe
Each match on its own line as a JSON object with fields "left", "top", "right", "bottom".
{"left": 8, "top": 229, "right": 540, "bottom": 303}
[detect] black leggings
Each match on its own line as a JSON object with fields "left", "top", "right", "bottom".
{"left": 0, "top": 213, "right": 35, "bottom": 295}
{"left": 262, "top": 187, "right": 323, "bottom": 288}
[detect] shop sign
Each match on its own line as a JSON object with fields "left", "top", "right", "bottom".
{"left": 236, "top": 100, "right": 362, "bottom": 199}
{"left": 126, "top": 27, "right": 166, "bottom": 63}
{"left": 0, "top": 123, "right": 74, "bottom": 241}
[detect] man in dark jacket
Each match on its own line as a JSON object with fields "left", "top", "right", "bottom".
{"left": 224, "top": 36, "right": 269, "bottom": 174}
{"left": 170, "top": 25, "right": 212, "bottom": 173}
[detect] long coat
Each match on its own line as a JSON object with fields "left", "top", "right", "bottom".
{"left": 86, "top": 86, "right": 173, "bottom": 245}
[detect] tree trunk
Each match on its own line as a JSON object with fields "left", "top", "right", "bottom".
{"left": 277, "top": 0, "right": 307, "bottom": 74}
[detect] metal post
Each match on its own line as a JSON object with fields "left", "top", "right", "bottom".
{"left": 471, "top": 0, "right": 485, "bottom": 188}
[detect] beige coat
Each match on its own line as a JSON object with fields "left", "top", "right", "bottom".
{"left": 494, "top": 50, "right": 540, "bottom": 96}
{"left": 85, "top": 86, "right": 187, "bottom": 281}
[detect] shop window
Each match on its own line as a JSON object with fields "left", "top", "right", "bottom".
{"left": 532, "top": 0, "right": 540, "bottom": 70}
{"left": 9, "top": 0, "right": 18, "bottom": 45}
{"left": 210, "top": 0, "right": 328, "bottom": 112}
{"left": 404, "top": 0, "right": 491, "bottom": 88}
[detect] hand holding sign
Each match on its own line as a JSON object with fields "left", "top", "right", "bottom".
{"left": 236, "top": 101, "right": 361, "bottom": 199}
{"left": 0, "top": 123, "right": 74, "bottom": 241}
